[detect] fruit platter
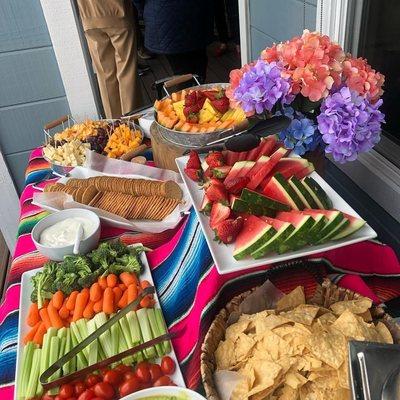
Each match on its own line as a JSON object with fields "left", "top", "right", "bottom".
{"left": 154, "top": 83, "right": 248, "bottom": 147}
{"left": 176, "top": 135, "right": 377, "bottom": 273}
{"left": 15, "top": 241, "right": 185, "bottom": 400}
{"left": 43, "top": 118, "right": 144, "bottom": 174}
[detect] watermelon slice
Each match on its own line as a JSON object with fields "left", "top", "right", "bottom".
{"left": 246, "top": 142, "right": 263, "bottom": 161}
{"left": 247, "top": 147, "right": 287, "bottom": 190}
{"left": 255, "top": 135, "right": 278, "bottom": 159}
{"left": 301, "top": 177, "right": 333, "bottom": 209}
{"left": 237, "top": 151, "right": 248, "bottom": 161}
{"left": 240, "top": 188, "right": 290, "bottom": 211}
{"left": 331, "top": 212, "right": 366, "bottom": 240}
{"left": 247, "top": 156, "right": 269, "bottom": 177}
{"left": 318, "top": 218, "right": 350, "bottom": 243}
{"left": 233, "top": 215, "right": 276, "bottom": 260}
{"left": 301, "top": 209, "right": 344, "bottom": 242}
{"left": 225, "top": 151, "right": 241, "bottom": 166}
{"left": 200, "top": 194, "right": 212, "bottom": 215}
{"left": 288, "top": 177, "right": 318, "bottom": 209}
{"left": 237, "top": 161, "right": 256, "bottom": 177}
{"left": 231, "top": 198, "right": 275, "bottom": 217}
{"left": 275, "top": 214, "right": 315, "bottom": 253}
{"left": 269, "top": 158, "right": 310, "bottom": 179}
{"left": 251, "top": 217, "right": 295, "bottom": 258}
{"left": 229, "top": 194, "right": 239, "bottom": 207}
{"left": 224, "top": 161, "right": 248, "bottom": 183}
{"left": 295, "top": 164, "right": 315, "bottom": 179}
{"left": 262, "top": 173, "right": 304, "bottom": 210}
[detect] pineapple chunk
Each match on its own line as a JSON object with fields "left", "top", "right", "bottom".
{"left": 172, "top": 100, "right": 185, "bottom": 120}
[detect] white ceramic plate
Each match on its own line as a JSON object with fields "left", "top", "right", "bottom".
{"left": 15, "top": 245, "right": 185, "bottom": 400}
{"left": 176, "top": 155, "right": 377, "bottom": 274}
{"left": 121, "top": 386, "right": 206, "bottom": 400}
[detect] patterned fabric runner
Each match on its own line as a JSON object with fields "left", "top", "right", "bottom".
{"left": 0, "top": 148, "right": 399, "bottom": 399}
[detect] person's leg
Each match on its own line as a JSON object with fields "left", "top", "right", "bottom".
{"left": 107, "top": 27, "right": 143, "bottom": 115}
{"left": 166, "top": 48, "right": 208, "bottom": 83}
{"left": 84, "top": 29, "right": 122, "bottom": 118}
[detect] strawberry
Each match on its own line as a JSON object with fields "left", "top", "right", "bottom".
{"left": 224, "top": 176, "right": 250, "bottom": 194}
{"left": 214, "top": 217, "right": 243, "bottom": 244}
{"left": 186, "top": 150, "right": 201, "bottom": 169}
{"left": 185, "top": 91, "right": 197, "bottom": 106}
{"left": 200, "top": 194, "right": 212, "bottom": 215}
{"left": 184, "top": 104, "right": 201, "bottom": 116}
{"left": 203, "top": 90, "right": 217, "bottom": 101}
{"left": 205, "top": 181, "right": 228, "bottom": 204}
{"left": 212, "top": 165, "right": 231, "bottom": 179}
{"left": 186, "top": 112, "right": 199, "bottom": 123}
{"left": 211, "top": 96, "right": 229, "bottom": 113}
{"left": 184, "top": 167, "right": 202, "bottom": 182}
{"left": 210, "top": 202, "right": 231, "bottom": 229}
{"left": 196, "top": 91, "right": 206, "bottom": 108}
{"left": 205, "top": 151, "right": 224, "bottom": 168}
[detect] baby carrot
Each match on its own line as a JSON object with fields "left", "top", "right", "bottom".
{"left": 32, "top": 322, "right": 47, "bottom": 346}
{"left": 117, "top": 290, "right": 128, "bottom": 309}
{"left": 140, "top": 296, "right": 152, "bottom": 308}
{"left": 83, "top": 301, "right": 95, "bottom": 319}
{"left": 39, "top": 307, "right": 52, "bottom": 329}
{"left": 127, "top": 284, "right": 138, "bottom": 303}
{"left": 140, "top": 280, "right": 151, "bottom": 289}
{"left": 23, "top": 321, "right": 41, "bottom": 344}
{"left": 102, "top": 288, "right": 114, "bottom": 314}
{"left": 112, "top": 286, "right": 123, "bottom": 305}
{"left": 118, "top": 283, "right": 127, "bottom": 291}
{"left": 120, "top": 272, "right": 138, "bottom": 287}
{"left": 27, "top": 303, "right": 40, "bottom": 327}
{"left": 52, "top": 291, "right": 64, "bottom": 310}
{"left": 106, "top": 274, "right": 117, "bottom": 288}
{"left": 98, "top": 276, "right": 107, "bottom": 290}
{"left": 90, "top": 283, "right": 102, "bottom": 302}
{"left": 59, "top": 304, "right": 70, "bottom": 320}
{"left": 93, "top": 299, "right": 103, "bottom": 313}
{"left": 66, "top": 291, "right": 79, "bottom": 311}
{"left": 48, "top": 301, "right": 64, "bottom": 329}
{"left": 72, "top": 288, "right": 89, "bottom": 322}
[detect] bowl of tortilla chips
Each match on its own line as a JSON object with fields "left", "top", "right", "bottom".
{"left": 200, "top": 279, "right": 400, "bottom": 400}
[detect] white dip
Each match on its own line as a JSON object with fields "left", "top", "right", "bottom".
{"left": 40, "top": 217, "right": 95, "bottom": 247}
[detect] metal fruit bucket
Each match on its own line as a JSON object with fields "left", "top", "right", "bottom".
{"left": 153, "top": 75, "right": 247, "bottom": 148}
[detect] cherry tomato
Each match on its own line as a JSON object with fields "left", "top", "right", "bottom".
{"left": 93, "top": 382, "right": 114, "bottom": 399}
{"left": 85, "top": 374, "right": 102, "bottom": 388}
{"left": 161, "top": 356, "right": 176, "bottom": 375}
{"left": 119, "top": 377, "right": 141, "bottom": 397}
{"left": 114, "top": 364, "right": 131, "bottom": 374}
{"left": 73, "top": 382, "right": 86, "bottom": 396}
{"left": 54, "top": 396, "right": 62, "bottom": 400}
{"left": 65, "top": 398, "right": 77, "bottom": 400}
{"left": 100, "top": 367, "right": 110, "bottom": 377}
{"left": 59, "top": 384, "right": 74, "bottom": 399}
{"left": 149, "top": 364, "right": 163, "bottom": 383}
{"left": 77, "top": 390, "right": 95, "bottom": 400}
{"left": 103, "top": 369, "right": 122, "bottom": 386}
{"left": 123, "top": 371, "right": 137, "bottom": 381}
{"left": 42, "top": 394, "right": 55, "bottom": 400}
{"left": 153, "top": 375, "right": 172, "bottom": 386}
{"left": 135, "top": 362, "right": 151, "bottom": 383}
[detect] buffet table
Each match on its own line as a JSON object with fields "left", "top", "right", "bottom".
{"left": 1, "top": 147, "right": 400, "bottom": 399}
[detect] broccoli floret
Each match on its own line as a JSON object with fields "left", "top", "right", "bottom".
{"left": 31, "top": 270, "right": 54, "bottom": 308}
{"left": 109, "top": 240, "right": 129, "bottom": 257}
{"left": 77, "top": 267, "right": 106, "bottom": 288}
{"left": 108, "top": 253, "right": 143, "bottom": 275}
{"left": 62, "top": 255, "right": 92, "bottom": 276}
{"left": 88, "top": 242, "right": 118, "bottom": 269}
{"left": 54, "top": 272, "right": 80, "bottom": 295}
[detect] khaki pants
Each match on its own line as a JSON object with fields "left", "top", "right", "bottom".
{"left": 85, "top": 27, "right": 142, "bottom": 118}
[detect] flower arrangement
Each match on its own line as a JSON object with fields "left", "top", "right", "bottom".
{"left": 227, "top": 30, "right": 385, "bottom": 162}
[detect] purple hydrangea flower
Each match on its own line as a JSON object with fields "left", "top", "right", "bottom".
{"left": 233, "top": 60, "right": 294, "bottom": 115}
{"left": 317, "top": 86, "right": 385, "bottom": 163}
{"left": 279, "top": 117, "right": 318, "bottom": 155}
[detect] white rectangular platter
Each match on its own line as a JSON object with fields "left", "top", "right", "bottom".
{"left": 15, "top": 244, "right": 185, "bottom": 400}
{"left": 176, "top": 155, "right": 377, "bottom": 274}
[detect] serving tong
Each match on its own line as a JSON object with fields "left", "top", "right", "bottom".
{"left": 349, "top": 340, "right": 400, "bottom": 400}
{"left": 40, "top": 286, "right": 176, "bottom": 391}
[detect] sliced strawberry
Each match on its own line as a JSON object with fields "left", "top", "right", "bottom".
{"left": 205, "top": 151, "right": 224, "bottom": 168}
{"left": 203, "top": 90, "right": 218, "bottom": 101}
{"left": 184, "top": 104, "right": 201, "bottom": 116}
{"left": 196, "top": 91, "right": 206, "bottom": 108}
{"left": 210, "top": 202, "right": 231, "bottom": 229}
{"left": 185, "top": 91, "right": 197, "bottom": 106}
{"left": 212, "top": 165, "right": 232, "bottom": 179}
{"left": 214, "top": 217, "right": 243, "bottom": 244}
{"left": 184, "top": 167, "right": 202, "bottom": 182}
{"left": 205, "top": 182, "right": 228, "bottom": 204}
{"left": 211, "top": 96, "right": 229, "bottom": 113}
{"left": 224, "top": 176, "right": 250, "bottom": 194}
{"left": 186, "top": 150, "right": 201, "bottom": 169}
{"left": 200, "top": 194, "right": 212, "bottom": 215}
{"left": 203, "top": 168, "right": 213, "bottom": 182}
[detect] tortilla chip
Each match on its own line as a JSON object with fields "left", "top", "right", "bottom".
{"left": 254, "top": 330, "right": 290, "bottom": 361}
{"left": 226, "top": 319, "right": 251, "bottom": 341}
{"left": 254, "top": 314, "right": 290, "bottom": 334}
{"left": 276, "top": 286, "right": 306, "bottom": 312}
{"left": 281, "top": 305, "right": 320, "bottom": 326}
{"left": 215, "top": 339, "right": 236, "bottom": 370}
{"left": 330, "top": 298, "right": 372, "bottom": 316}
{"left": 247, "top": 358, "right": 282, "bottom": 396}
{"left": 375, "top": 321, "right": 394, "bottom": 344}
{"left": 235, "top": 333, "right": 256, "bottom": 362}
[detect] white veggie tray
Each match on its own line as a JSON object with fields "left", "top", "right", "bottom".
{"left": 32, "top": 166, "right": 191, "bottom": 233}
{"left": 176, "top": 155, "right": 377, "bottom": 274}
{"left": 15, "top": 244, "right": 185, "bottom": 400}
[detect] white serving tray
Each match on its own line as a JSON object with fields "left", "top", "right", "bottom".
{"left": 15, "top": 245, "right": 185, "bottom": 400}
{"left": 176, "top": 155, "right": 377, "bottom": 274}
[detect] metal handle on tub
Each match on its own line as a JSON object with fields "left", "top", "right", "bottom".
{"left": 163, "top": 74, "right": 201, "bottom": 96}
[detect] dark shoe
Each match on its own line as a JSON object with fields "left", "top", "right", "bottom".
{"left": 138, "top": 47, "right": 155, "bottom": 60}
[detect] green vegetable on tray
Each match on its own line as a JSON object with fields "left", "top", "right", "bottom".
{"left": 30, "top": 240, "right": 147, "bottom": 307}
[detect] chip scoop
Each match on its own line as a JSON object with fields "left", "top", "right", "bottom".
{"left": 349, "top": 340, "right": 400, "bottom": 400}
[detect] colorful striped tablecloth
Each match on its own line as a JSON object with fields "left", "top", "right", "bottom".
{"left": 0, "top": 148, "right": 399, "bottom": 399}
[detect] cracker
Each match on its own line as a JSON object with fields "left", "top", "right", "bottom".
{"left": 82, "top": 186, "right": 98, "bottom": 205}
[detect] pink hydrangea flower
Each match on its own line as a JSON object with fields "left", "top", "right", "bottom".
{"left": 342, "top": 56, "right": 385, "bottom": 102}
{"left": 225, "top": 62, "right": 254, "bottom": 108}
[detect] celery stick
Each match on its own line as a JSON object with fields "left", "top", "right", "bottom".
{"left": 118, "top": 329, "right": 134, "bottom": 365}
{"left": 111, "top": 320, "right": 120, "bottom": 356}
{"left": 62, "top": 329, "right": 71, "bottom": 376}
{"left": 70, "top": 325, "right": 87, "bottom": 369}
{"left": 48, "top": 337, "right": 60, "bottom": 395}
{"left": 26, "top": 348, "right": 41, "bottom": 399}
{"left": 76, "top": 319, "right": 90, "bottom": 359}
{"left": 87, "top": 319, "right": 98, "bottom": 366}
{"left": 127, "top": 311, "right": 142, "bottom": 345}
{"left": 155, "top": 308, "right": 172, "bottom": 354}
{"left": 59, "top": 337, "right": 66, "bottom": 362}
{"left": 119, "top": 316, "right": 133, "bottom": 347}
{"left": 146, "top": 308, "right": 164, "bottom": 357}
{"left": 136, "top": 308, "right": 156, "bottom": 358}
{"left": 70, "top": 322, "right": 88, "bottom": 363}
{"left": 40, "top": 328, "right": 57, "bottom": 377}
{"left": 94, "top": 313, "right": 113, "bottom": 358}
{"left": 17, "top": 342, "right": 35, "bottom": 400}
